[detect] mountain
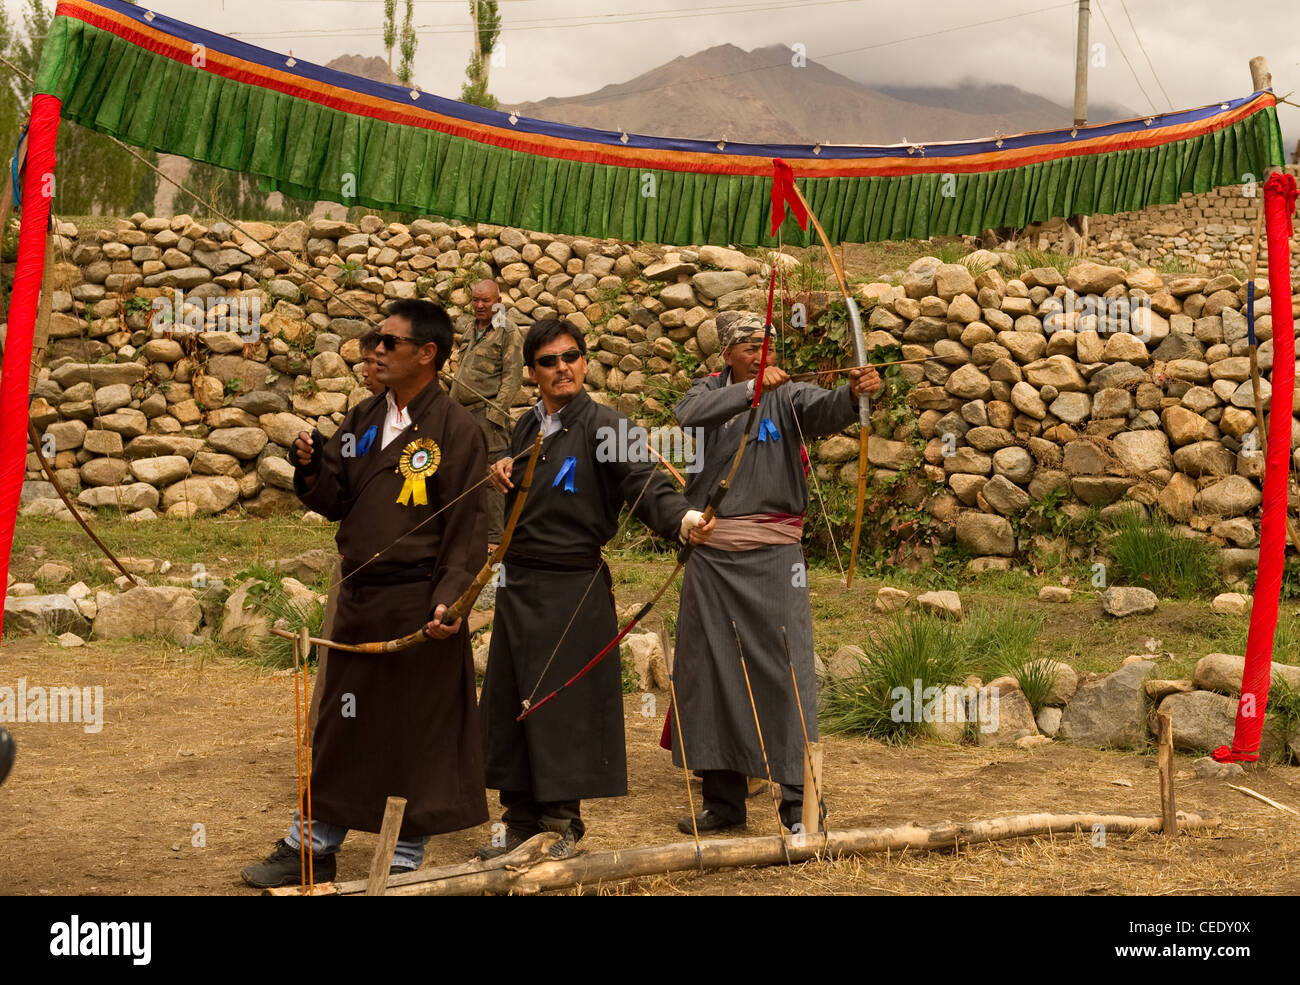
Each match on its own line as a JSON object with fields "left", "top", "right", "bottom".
{"left": 325, "top": 54, "right": 399, "bottom": 86}
{"left": 506, "top": 43, "right": 1135, "bottom": 146}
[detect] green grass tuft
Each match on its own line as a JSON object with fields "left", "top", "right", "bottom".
{"left": 820, "top": 613, "right": 970, "bottom": 742}
{"left": 1109, "top": 510, "right": 1221, "bottom": 598}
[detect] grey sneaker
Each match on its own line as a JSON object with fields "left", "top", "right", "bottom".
{"left": 240, "top": 839, "right": 336, "bottom": 889}
{"left": 539, "top": 818, "right": 579, "bottom": 860}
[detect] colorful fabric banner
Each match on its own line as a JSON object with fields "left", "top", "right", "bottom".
{"left": 34, "top": 0, "right": 1284, "bottom": 247}
{"left": 0, "top": 94, "right": 61, "bottom": 636}
{"left": 1214, "top": 171, "right": 1299, "bottom": 763}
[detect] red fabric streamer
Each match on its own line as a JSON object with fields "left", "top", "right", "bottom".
{"left": 0, "top": 94, "right": 61, "bottom": 637}
{"left": 770, "top": 158, "right": 808, "bottom": 236}
{"left": 1213, "top": 171, "right": 1299, "bottom": 763}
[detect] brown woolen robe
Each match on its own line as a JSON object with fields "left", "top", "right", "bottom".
{"left": 294, "top": 379, "right": 489, "bottom": 838}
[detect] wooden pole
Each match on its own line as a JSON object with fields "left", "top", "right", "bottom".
{"left": 1156, "top": 711, "right": 1176, "bottom": 837}
{"left": 365, "top": 796, "right": 408, "bottom": 896}
{"left": 287, "top": 811, "right": 1219, "bottom": 897}
{"left": 1073, "top": 1, "right": 1090, "bottom": 127}
{"left": 1249, "top": 55, "right": 1272, "bottom": 92}
{"left": 800, "top": 743, "right": 823, "bottom": 836}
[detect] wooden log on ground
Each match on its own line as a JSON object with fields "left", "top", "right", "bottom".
{"left": 314, "top": 811, "right": 1219, "bottom": 897}
{"left": 266, "top": 831, "right": 561, "bottom": 896}
{"left": 364, "top": 796, "right": 407, "bottom": 896}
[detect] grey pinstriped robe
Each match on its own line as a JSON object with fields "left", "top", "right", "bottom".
{"left": 671, "top": 369, "right": 858, "bottom": 784}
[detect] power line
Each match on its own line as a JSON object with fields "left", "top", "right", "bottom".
{"left": 1092, "top": 0, "right": 1158, "bottom": 114}
{"left": 1116, "top": 0, "right": 1173, "bottom": 110}
{"left": 231, "top": 0, "right": 868, "bottom": 40}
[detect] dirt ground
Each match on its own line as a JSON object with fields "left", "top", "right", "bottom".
{"left": 2, "top": 634, "right": 1298, "bottom": 896}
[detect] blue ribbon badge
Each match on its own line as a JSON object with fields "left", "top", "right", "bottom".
{"left": 757, "top": 418, "right": 780, "bottom": 443}
{"left": 553, "top": 455, "right": 578, "bottom": 493}
{"left": 356, "top": 424, "right": 378, "bottom": 457}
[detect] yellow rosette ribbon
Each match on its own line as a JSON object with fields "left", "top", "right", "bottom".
{"left": 396, "top": 437, "right": 441, "bottom": 506}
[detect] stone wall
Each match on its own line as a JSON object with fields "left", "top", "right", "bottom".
{"left": 1010, "top": 164, "right": 1300, "bottom": 277}
{"left": 10, "top": 212, "right": 1300, "bottom": 583}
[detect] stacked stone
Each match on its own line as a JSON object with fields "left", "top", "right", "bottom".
{"left": 824, "top": 253, "right": 1299, "bottom": 579}
{"left": 19, "top": 215, "right": 775, "bottom": 519}
{"left": 13, "top": 212, "right": 1300, "bottom": 582}
{"left": 1028, "top": 164, "right": 1300, "bottom": 277}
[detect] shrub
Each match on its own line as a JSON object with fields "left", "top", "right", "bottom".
{"left": 1109, "top": 510, "right": 1220, "bottom": 597}
{"left": 820, "top": 613, "right": 969, "bottom": 742}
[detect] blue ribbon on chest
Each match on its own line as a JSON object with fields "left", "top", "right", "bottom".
{"left": 356, "top": 424, "right": 378, "bottom": 457}
{"left": 757, "top": 418, "right": 780, "bottom": 442}
{"left": 553, "top": 456, "right": 578, "bottom": 493}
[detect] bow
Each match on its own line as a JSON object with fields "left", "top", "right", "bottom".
{"left": 778, "top": 168, "right": 872, "bottom": 588}
{"left": 269, "top": 430, "right": 544, "bottom": 653}
{"left": 516, "top": 251, "right": 781, "bottom": 721}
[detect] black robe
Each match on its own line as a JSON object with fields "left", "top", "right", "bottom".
{"left": 294, "top": 378, "right": 489, "bottom": 838}
{"left": 480, "top": 388, "right": 688, "bottom": 801}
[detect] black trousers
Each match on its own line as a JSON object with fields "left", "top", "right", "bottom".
{"left": 500, "top": 789, "right": 585, "bottom": 842}
{"left": 701, "top": 769, "right": 804, "bottom": 831}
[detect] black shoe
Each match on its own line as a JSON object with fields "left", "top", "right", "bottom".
{"left": 678, "top": 810, "right": 743, "bottom": 835}
{"left": 390, "top": 864, "right": 418, "bottom": 876}
{"left": 0, "top": 728, "right": 13, "bottom": 787}
{"left": 240, "top": 839, "right": 337, "bottom": 889}
{"left": 475, "top": 828, "right": 527, "bottom": 861}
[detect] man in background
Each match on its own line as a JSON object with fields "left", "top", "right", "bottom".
{"left": 450, "top": 279, "right": 523, "bottom": 549}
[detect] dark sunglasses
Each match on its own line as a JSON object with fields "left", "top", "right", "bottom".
{"left": 533, "top": 348, "right": 583, "bottom": 369}
{"left": 376, "top": 332, "right": 423, "bottom": 350}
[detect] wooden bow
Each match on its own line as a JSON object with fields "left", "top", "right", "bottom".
{"left": 269, "top": 431, "right": 543, "bottom": 654}
{"left": 783, "top": 179, "right": 872, "bottom": 588}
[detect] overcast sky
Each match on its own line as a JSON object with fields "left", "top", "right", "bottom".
{"left": 8, "top": 0, "right": 1299, "bottom": 147}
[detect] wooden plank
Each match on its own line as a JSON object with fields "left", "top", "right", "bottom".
{"left": 801, "top": 742, "right": 822, "bottom": 835}
{"left": 1156, "top": 711, "right": 1176, "bottom": 836}
{"left": 364, "top": 796, "right": 408, "bottom": 896}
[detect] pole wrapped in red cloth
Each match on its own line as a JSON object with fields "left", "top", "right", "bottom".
{"left": 1213, "top": 170, "right": 1299, "bottom": 763}
{"left": 0, "top": 94, "right": 61, "bottom": 636}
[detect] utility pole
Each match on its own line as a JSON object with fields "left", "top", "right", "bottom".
{"left": 1073, "top": 0, "right": 1090, "bottom": 127}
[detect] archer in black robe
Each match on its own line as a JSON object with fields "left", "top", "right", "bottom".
{"left": 480, "top": 387, "right": 688, "bottom": 841}
{"left": 293, "top": 378, "right": 489, "bottom": 840}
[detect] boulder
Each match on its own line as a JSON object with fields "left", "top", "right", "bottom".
{"left": 1193, "top": 652, "right": 1300, "bottom": 695}
{"left": 160, "top": 476, "right": 241, "bottom": 515}
{"left": 977, "top": 683, "right": 1038, "bottom": 746}
{"left": 1, "top": 594, "right": 90, "bottom": 636}
{"left": 915, "top": 590, "right": 961, "bottom": 619}
{"left": 624, "top": 632, "right": 669, "bottom": 690}
{"left": 1058, "top": 660, "right": 1156, "bottom": 749}
{"left": 1195, "top": 476, "right": 1261, "bottom": 517}
{"left": 955, "top": 512, "right": 1014, "bottom": 556}
{"left": 1066, "top": 262, "right": 1128, "bottom": 294}
{"left": 93, "top": 586, "right": 202, "bottom": 642}
{"left": 1158, "top": 689, "right": 1282, "bottom": 759}
{"left": 1111, "top": 431, "right": 1173, "bottom": 473}
{"left": 874, "top": 587, "right": 910, "bottom": 613}
{"left": 1210, "top": 592, "right": 1251, "bottom": 616}
{"left": 129, "top": 456, "right": 191, "bottom": 486}
{"left": 1100, "top": 586, "right": 1158, "bottom": 618}
{"left": 826, "top": 645, "right": 869, "bottom": 680}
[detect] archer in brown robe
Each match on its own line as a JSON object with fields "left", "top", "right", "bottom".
{"left": 293, "top": 378, "right": 489, "bottom": 843}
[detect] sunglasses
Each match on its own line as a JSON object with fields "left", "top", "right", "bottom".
{"left": 376, "top": 332, "right": 424, "bottom": 350}
{"left": 533, "top": 348, "right": 583, "bottom": 369}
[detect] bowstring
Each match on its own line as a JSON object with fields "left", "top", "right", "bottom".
{"left": 520, "top": 445, "right": 668, "bottom": 709}
{"left": 775, "top": 233, "right": 845, "bottom": 580}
